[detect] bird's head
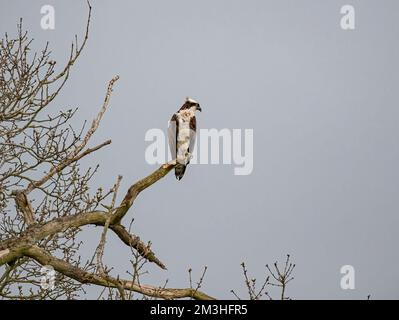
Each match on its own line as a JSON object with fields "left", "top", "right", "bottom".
{"left": 182, "top": 97, "right": 202, "bottom": 112}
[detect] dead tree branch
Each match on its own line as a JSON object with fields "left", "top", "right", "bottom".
{"left": 25, "top": 245, "right": 215, "bottom": 300}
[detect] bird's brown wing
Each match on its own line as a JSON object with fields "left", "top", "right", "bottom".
{"left": 168, "top": 113, "right": 178, "bottom": 161}
{"left": 189, "top": 116, "right": 197, "bottom": 154}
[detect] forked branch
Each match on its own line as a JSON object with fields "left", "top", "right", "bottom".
{"left": 25, "top": 246, "right": 215, "bottom": 300}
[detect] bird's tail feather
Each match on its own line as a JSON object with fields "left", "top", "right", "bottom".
{"left": 175, "top": 164, "right": 187, "bottom": 180}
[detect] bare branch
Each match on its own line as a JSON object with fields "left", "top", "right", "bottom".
{"left": 0, "top": 209, "right": 167, "bottom": 269}
{"left": 95, "top": 175, "right": 122, "bottom": 274}
{"left": 25, "top": 245, "right": 215, "bottom": 300}
{"left": 24, "top": 76, "right": 119, "bottom": 195}
{"left": 112, "top": 162, "right": 176, "bottom": 224}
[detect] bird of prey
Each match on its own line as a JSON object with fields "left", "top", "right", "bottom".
{"left": 168, "top": 97, "right": 202, "bottom": 180}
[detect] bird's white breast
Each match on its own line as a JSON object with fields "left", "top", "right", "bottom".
{"left": 176, "top": 111, "right": 193, "bottom": 164}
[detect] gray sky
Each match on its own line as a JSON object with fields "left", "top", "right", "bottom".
{"left": 1, "top": 0, "right": 399, "bottom": 299}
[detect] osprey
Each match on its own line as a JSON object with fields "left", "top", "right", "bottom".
{"left": 168, "top": 98, "right": 202, "bottom": 180}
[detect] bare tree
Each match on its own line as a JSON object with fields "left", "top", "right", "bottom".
{"left": 231, "top": 255, "right": 296, "bottom": 300}
{"left": 0, "top": 3, "right": 297, "bottom": 301}
{"left": 0, "top": 3, "right": 214, "bottom": 300}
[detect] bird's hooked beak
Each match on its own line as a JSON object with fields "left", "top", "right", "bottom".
{"left": 196, "top": 104, "right": 202, "bottom": 112}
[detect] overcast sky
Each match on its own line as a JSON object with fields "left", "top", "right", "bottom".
{"left": 1, "top": 0, "right": 399, "bottom": 299}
